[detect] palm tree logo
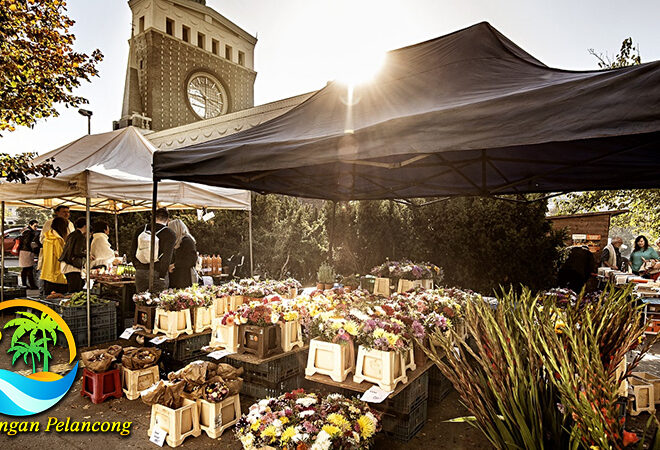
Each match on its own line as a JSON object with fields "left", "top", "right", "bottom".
{"left": 4, "top": 311, "right": 62, "bottom": 373}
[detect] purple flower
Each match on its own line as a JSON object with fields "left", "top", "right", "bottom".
{"left": 412, "top": 320, "right": 425, "bottom": 339}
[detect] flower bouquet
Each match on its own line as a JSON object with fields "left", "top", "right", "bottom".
{"left": 235, "top": 300, "right": 283, "bottom": 358}
{"left": 236, "top": 389, "right": 381, "bottom": 450}
{"left": 153, "top": 289, "right": 194, "bottom": 338}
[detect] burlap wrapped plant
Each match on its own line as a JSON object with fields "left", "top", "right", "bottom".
{"left": 121, "top": 347, "right": 161, "bottom": 370}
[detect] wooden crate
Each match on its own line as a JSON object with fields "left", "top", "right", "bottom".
{"left": 238, "top": 324, "right": 282, "bottom": 359}
{"left": 632, "top": 371, "right": 660, "bottom": 404}
{"left": 396, "top": 279, "right": 433, "bottom": 293}
{"left": 354, "top": 346, "right": 409, "bottom": 392}
{"left": 280, "top": 320, "right": 304, "bottom": 352}
{"left": 373, "top": 277, "right": 391, "bottom": 297}
{"left": 122, "top": 365, "right": 160, "bottom": 400}
{"left": 629, "top": 377, "right": 655, "bottom": 416}
{"left": 153, "top": 309, "right": 193, "bottom": 339}
{"left": 148, "top": 398, "right": 201, "bottom": 447}
{"left": 225, "top": 295, "right": 246, "bottom": 312}
{"left": 134, "top": 305, "right": 157, "bottom": 333}
{"left": 305, "top": 338, "right": 354, "bottom": 382}
{"left": 192, "top": 306, "right": 213, "bottom": 333}
{"left": 197, "top": 394, "right": 241, "bottom": 438}
{"left": 211, "top": 298, "right": 225, "bottom": 319}
{"left": 209, "top": 321, "right": 240, "bottom": 353}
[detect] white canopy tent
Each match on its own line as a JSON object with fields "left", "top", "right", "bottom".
{"left": 0, "top": 127, "right": 253, "bottom": 345}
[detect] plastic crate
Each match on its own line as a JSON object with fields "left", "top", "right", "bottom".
{"left": 72, "top": 322, "right": 117, "bottom": 348}
{"left": 2, "top": 287, "right": 27, "bottom": 299}
{"left": 381, "top": 398, "right": 428, "bottom": 442}
{"left": 157, "top": 333, "right": 211, "bottom": 361}
{"left": 226, "top": 349, "right": 307, "bottom": 385}
{"left": 3, "top": 272, "right": 19, "bottom": 287}
{"left": 241, "top": 375, "right": 303, "bottom": 400}
{"left": 381, "top": 371, "right": 428, "bottom": 414}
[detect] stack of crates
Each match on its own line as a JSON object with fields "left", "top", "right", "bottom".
{"left": 37, "top": 298, "right": 117, "bottom": 347}
{"left": 226, "top": 349, "right": 308, "bottom": 401}
{"left": 428, "top": 364, "right": 453, "bottom": 404}
{"left": 157, "top": 333, "right": 212, "bottom": 374}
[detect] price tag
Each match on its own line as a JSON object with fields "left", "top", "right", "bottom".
{"left": 150, "top": 336, "right": 168, "bottom": 345}
{"left": 150, "top": 426, "right": 166, "bottom": 447}
{"left": 360, "top": 385, "right": 392, "bottom": 403}
{"left": 207, "top": 349, "right": 233, "bottom": 360}
{"left": 120, "top": 328, "right": 136, "bottom": 340}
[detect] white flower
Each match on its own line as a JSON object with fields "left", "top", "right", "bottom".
{"left": 299, "top": 410, "right": 315, "bottom": 417}
{"left": 326, "top": 393, "right": 343, "bottom": 400}
{"left": 311, "top": 430, "right": 332, "bottom": 450}
{"left": 296, "top": 396, "right": 317, "bottom": 407}
{"left": 271, "top": 312, "right": 280, "bottom": 324}
{"left": 240, "top": 433, "right": 255, "bottom": 449}
{"left": 258, "top": 398, "right": 272, "bottom": 407}
{"left": 272, "top": 419, "right": 283, "bottom": 429}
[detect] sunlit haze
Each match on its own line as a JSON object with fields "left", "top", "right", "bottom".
{"left": 1, "top": 0, "right": 659, "bottom": 155}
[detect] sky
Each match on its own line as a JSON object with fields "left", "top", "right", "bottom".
{"left": 1, "top": 0, "right": 660, "bottom": 155}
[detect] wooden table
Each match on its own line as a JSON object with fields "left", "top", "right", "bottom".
{"left": 305, "top": 360, "right": 433, "bottom": 397}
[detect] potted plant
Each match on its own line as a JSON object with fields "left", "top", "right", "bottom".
{"left": 317, "top": 262, "right": 335, "bottom": 290}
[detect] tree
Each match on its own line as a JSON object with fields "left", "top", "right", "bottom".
{"left": 556, "top": 38, "right": 654, "bottom": 236}
{"left": 0, "top": 152, "right": 60, "bottom": 183}
{"left": 4, "top": 310, "right": 61, "bottom": 372}
{"left": 0, "top": 0, "right": 103, "bottom": 133}
{"left": 16, "top": 205, "right": 52, "bottom": 224}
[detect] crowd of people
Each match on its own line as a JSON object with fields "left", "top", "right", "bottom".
{"left": 10, "top": 206, "right": 200, "bottom": 295}
{"left": 558, "top": 234, "right": 660, "bottom": 292}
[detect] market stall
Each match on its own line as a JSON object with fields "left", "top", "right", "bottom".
{"left": 0, "top": 126, "right": 252, "bottom": 345}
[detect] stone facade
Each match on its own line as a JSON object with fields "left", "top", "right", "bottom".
{"left": 117, "top": 0, "right": 257, "bottom": 132}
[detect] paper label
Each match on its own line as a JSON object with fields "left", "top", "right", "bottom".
{"left": 150, "top": 336, "right": 168, "bottom": 345}
{"left": 360, "top": 385, "right": 392, "bottom": 403}
{"left": 120, "top": 328, "right": 136, "bottom": 340}
{"left": 207, "top": 349, "right": 233, "bottom": 360}
{"left": 150, "top": 426, "right": 166, "bottom": 447}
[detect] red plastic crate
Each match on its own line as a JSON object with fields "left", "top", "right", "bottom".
{"left": 81, "top": 367, "right": 122, "bottom": 404}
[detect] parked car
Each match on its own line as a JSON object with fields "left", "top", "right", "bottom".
{"left": 3, "top": 227, "right": 41, "bottom": 254}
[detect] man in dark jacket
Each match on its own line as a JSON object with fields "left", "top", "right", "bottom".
{"left": 60, "top": 217, "right": 87, "bottom": 292}
{"left": 558, "top": 245, "right": 596, "bottom": 293}
{"left": 130, "top": 207, "right": 176, "bottom": 293}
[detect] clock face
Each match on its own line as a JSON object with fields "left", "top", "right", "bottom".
{"left": 186, "top": 74, "right": 227, "bottom": 119}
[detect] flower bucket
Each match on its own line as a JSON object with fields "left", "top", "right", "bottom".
{"left": 209, "top": 321, "right": 240, "bottom": 353}
{"left": 353, "top": 346, "right": 409, "bottom": 392}
{"left": 192, "top": 306, "right": 213, "bottom": 333}
{"left": 238, "top": 324, "right": 282, "bottom": 359}
{"left": 397, "top": 278, "right": 433, "bottom": 293}
{"left": 197, "top": 394, "right": 241, "bottom": 438}
{"left": 133, "top": 305, "right": 157, "bottom": 333}
{"left": 305, "top": 338, "right": 355, "bottom": 382}
{"left": 279, "top": 319, "right": 304, "bottom": 352}
{"left": 153, "top": 309, "right": 193, "bottom": 339}
{"left": 148, "top": 398, "right": 201, "bottom": 447}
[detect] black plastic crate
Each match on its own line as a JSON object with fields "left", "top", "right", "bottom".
{"left": 380, "top": 371, "right": 428, "bottom": 414}
{"left": 3, "top": 272, "right": 19, "bottom": 287}
{"left": 2, "top": 287, "right": 27, "bottom": 299}
{"left": 156, "top": 333, "right": 211, "bottom": 361}
{"left": 72, "top": 323, "right": 117, "bottom": 348}
{"left": 241, "top": 374, "right": 303, "bottom": 399}
{"left": 226, "top": 349, "right": 307, "bottom": 385}
{"left": 381, "top": 398, "right": 428, "bottom": 442}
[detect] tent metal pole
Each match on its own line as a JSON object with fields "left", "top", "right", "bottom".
{"left": 114, "top": 210, "right": 119, "bottom": 254}
{"left": 86, "top": 197, "right": 91, "bottom": 347}
{"left": 329, "top": 201, "right": 336, "bottom": 262}
{"left": 1, "top": 201, "right": 5, "bottom": 303}
{"left": 248, "top": 209, "right": 253, "bottom": 277}
{"left": 149, "top": 179, "right": 158, "bottom": 292}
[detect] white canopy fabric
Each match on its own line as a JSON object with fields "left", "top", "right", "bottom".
{"left": 0, "top": 126, "right": 251, "bottom": 212}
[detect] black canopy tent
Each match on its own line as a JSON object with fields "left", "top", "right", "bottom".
{"left": 153, "top": 22, "right": 660, "bottom": 201}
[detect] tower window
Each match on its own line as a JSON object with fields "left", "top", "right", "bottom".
{"left": 197, "top": 32, "right": 205, "bottom": 50}
{"left": 165, "top": 18, "right": 174, "bottom": 36}
{"left": 182, "top": 25, "right": 190, "bottom": 43}
{"left": 225, "top": 45, "right": 232, "bottom": 61}
{"left": 139, "top": 16, "right": 144, "bottom": 33}
{"left": 238, "top": 51, "right": 245, "bottom": 66}
{"left": 211, "top": 39, "right": 219, "bottom": 55}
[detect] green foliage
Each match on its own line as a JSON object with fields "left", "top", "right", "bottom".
{"left": 16, "top": 206, "right": 52, "bottom": 225}
{"left": 589, "top": 37, "right": 641, "bottom": 69}
{"left": 425, "top": 286, "right": 657, "bottom": 449}
{"left": 0, "top": 153, "right": 60, "bottom": 183}
{"left": 0, "top": 0, "right": 103, "bottom": 133}
{"left": 317, "top": 262, "right": 335, "bottom": 284}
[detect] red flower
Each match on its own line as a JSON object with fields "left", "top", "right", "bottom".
{"left": 623, "top": 430, "right": 638, "bottom": 446}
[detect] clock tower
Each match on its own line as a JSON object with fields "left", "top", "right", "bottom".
{"left": 114, "top": 0, "right": 257, "bottom": 132}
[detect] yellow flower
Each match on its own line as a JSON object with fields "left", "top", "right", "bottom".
{"left": 281, "top": 426, "right": 296, "bottom": 442}
{"left": 385, "top": 332, "right": 399, "bottom": 346}
{"left": 331, "top": 320, "right": 343, "bottom": 330}
{"left": 373, "top": 328, "right": 385, "bottom": 339}
{"left": 357, "top": 415, "right": 376, "bottom": 438}
{"left": 262, "top": 425, "right": 278, "bottom": 441}
{"left": 280, "top": 416, "right": 289, "bottom": 425}
{"left": 327, "top": 413, "right": 350, "bottom": 430}
{"left": 251, "top": 419, "right": 261, "bottom": 431}
{"left": 554, "top": 319, "right": 566, "bottom": 334}
{"left": 322, "top": 424, "right": 341, "bottom": 437}
{"left": 344, "top": 321, "right": 359, "bottom": 336}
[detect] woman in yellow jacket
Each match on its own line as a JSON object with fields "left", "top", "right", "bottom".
{"left": 39, "top": 216, "right": 69, "bottom": 294}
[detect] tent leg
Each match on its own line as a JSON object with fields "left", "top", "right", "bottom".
{"left": 86, "top": 197, "right": 91, "bottom": 347}
{"left": 114, "top": 211, "right": 120, "bottom": 254}
{"left": 149, "top": 179, "right": 159, "bottom": 292}
{"left": 248, "top": 209, "right": 253, "bottom": 277}
{"left": 329, "top": 201, "right": 336, "bottom": 262}
{"left": 1, "top": 201, "right": 4, "bottom": 303}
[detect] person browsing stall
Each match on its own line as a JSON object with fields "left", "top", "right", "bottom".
{"left": 600, "top": 237, "right": 623, "bottom": 270}
{"left": 168, "top": 218, "right": 199, "bottom": 289}
{"left": 60, "top": 218, "right": 87, "bottom": 292}
{"left": 39, "top": 216, "right": 69, "bottom": 294}
{"left": 630, "top": 235, "right": 660, "bottom": 275}
{"left": 90, "top": 220, "right": 119, "bottom": 269}
{"left": 18, "top": 220, "right": 39, "bottom": 289}
{"left": 129, "top": 207, "right": 176, "bottom": 293}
